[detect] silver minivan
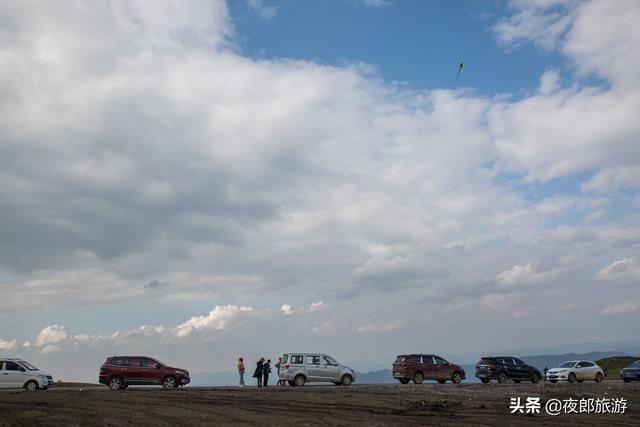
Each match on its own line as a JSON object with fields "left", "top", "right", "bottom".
{"left": 279, "top": 353, "right": 356, "bottom": 386}
{"left": 0, "top": 358, "right": 54, "bottom": 391}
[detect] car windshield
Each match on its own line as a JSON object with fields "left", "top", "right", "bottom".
{"left": 630, "top": 361, "right": 640, "bottom": 368}
{"left": 559, "top": 361, "right": 576, "bottom": 368}
{"left": 152, "top": 359, "right": 166, "bottom": 367}
{"left": 19, "top": 361, "right": 39, "bottom": 371}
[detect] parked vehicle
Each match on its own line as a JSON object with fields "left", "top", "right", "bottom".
{"left": 546, "top": 360, "right": 604, "bottom": 383}
{"left": 475, "top": 356, "right": 542, "bottom": 384}
{"left": 0, "top": 358, "right": 54, "bottom": 391}
{"left": 278, "top": 353, "right": 355, "bottom": 386}
{"left": 99, "top": 356, "right": 190, "bottom": 390}
{"left": 392, "top": 354, "right": 465, "bottom": 384}
{"left": 621, "top": 360, "right": 640, "bottom": 383}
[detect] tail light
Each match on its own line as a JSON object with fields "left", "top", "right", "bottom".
{"left": 487, "top": 364, "right": 496, "bottom": 369}
{"left": 284, "top": 364, "right": 290, "bottom": 370}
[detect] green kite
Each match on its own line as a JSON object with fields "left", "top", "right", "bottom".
{"left": 456, "top": 61, "right": 464, "bottom": 80}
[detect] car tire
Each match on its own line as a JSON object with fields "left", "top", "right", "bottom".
{"left": 595, "top": 373, "right": 603, "bottom": 383}
{"left": 452, "top": 372, "right": 463, "bottom": 384}
{"left": 341, "top": 375, "right": 353, "bottom": 386}
{"left": 399, "top": 379, "right": 410, "bottom": 384}
{"left": 162, "top": 376, "right": 177, "bottom": 389}
{"left": 497, "top": 372, "right": 509, "bottom": 384}
{"left": 108, "top": 376, "right": 123, "bottom": 391}
{"left": 531, "top": 373, "right": 540, "bottom": 384}
{"left": 623, "top": 378, "right": 631, "bottom": 383}
{"left": 480, "top": 378, "right": 490, "bottom": 384}
{"left": 294, "top": 375, "right": 306, "bottom": 387}
{"left": 568, "top": 373, "right": 576, "bottom": 384}
{"left": 413, "top": 372, "right": 424, "bottom": 384}
{"left": 24, "top": 380, "right": 39, "bottom": 391}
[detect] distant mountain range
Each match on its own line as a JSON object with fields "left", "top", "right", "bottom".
{"left": 190, "top": 350, "right": 637, "bottom": 386}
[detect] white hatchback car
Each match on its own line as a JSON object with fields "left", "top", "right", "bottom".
{"left": 546, "top": 360, "right": 604, "bottom": 383}
{"left": 0, "top": 358, "right": 54, "bottom": 391}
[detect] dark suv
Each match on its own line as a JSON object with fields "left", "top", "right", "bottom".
{"left": 475, "top": 356, "right": 541, "bottom": 384}
{"left": 393, "top": 354, "right": 465, "bottom": 384}
{"left": 99, "top": 356, "right": 190, "bottom": 390}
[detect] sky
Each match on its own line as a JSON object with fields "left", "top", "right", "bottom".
{"left": 0, "top": 0, "right": 639, "bottom": 381}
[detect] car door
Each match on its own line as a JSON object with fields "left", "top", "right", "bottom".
{"left": 512, "top": 358, "right": 527, "bottom": 379}
{"left": 433, "top": 356, "right": 449, "bottom": 380}
{"left": 139, "top": 358, "right": 160, "bottom": 384}
{"left": 420, "top": 355, "right": 436, "bottom": 380}
{"left": 578, "top": 361, "right": 595, "bottom": 380}
{"left": 322, "top": 356, "right": 341, "bottom": 382}
{"left": 0, "top": 362, "right": 7, "bottom": 388}
{"left": 3, "top": 361, "right": 26, "bottom": 388}
{"left": 304, "top": 355, "right": 323, "bottom": 381}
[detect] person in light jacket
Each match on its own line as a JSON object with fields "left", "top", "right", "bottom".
{"left": 237, "top": 357, "right": 245, "bottom": 387}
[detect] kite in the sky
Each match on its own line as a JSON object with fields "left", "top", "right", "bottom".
{"left": 456, "top": 61, "right": 464, "bottom": 80}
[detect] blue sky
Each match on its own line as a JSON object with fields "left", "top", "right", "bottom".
{"left": 230, "top": 0, "right": 566, "bottom": 96}
{"left": 1, "top": 0, "right": 639, "bottom": 381}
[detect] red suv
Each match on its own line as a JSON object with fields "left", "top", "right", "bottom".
{"left": 393, "top": 354, "right": 465, "bottom": 384}
{"left": 99, "top": 356, "right": 190, "bottom": 390}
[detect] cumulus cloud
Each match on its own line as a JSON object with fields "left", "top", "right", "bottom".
{"left": 280, "top": 304, "right": 293, "bottom": 315}
{"left": 175, "top": 305, "right": 253, "bottom": 337}
{"left": 0, "top": 338, "right": 17, "bottom": 351}
{"left": 35, "top": 325, "right": 68, "bottom": 347}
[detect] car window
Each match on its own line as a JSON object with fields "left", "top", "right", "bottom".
{"left": 631, "top": 361, "right": 640, "bottom": 368}
{"left": 498, "top": 359, "right": 509, "bottom": 365}
{"left": 306, "top": 355, "right": 321, "bottom": 365}
{"left": 409, "top": 355, "right": 420, "bottom": 363}
{"left": 282, "top": 354, "right": 289, "bottom": 363}
{"left": 422, "top": 356, "right": 435, "bottom": 365}
{"left": 434, "top": 357, "right": 447, "bottom": 365}
{"left": 323, "top": 356, "right": 338, "bottom": 366}
{"left": 0, "top": 362, "right": 4, "bottom": 370}
{"left": 559, "top": 361, "right": 575, "bottom": 368}
{"left": 290, "top": 355, "right": 303, "bottom": 365}
{"left": 5, "top": 362, "right": 21, "bottom": 371}
{"left": 140, "top": 358, "right": 155, "bottom": 368}
{"left": 20, "top": 361, "right": 38, "bottom": 370}
{"left": 577, "top": 361, "right": 593, "bottom": 368}
{"left": 513, "top": 359, "right": 525, "bottom": 367}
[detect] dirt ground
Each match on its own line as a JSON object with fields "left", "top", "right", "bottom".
{"left": 0, "top": 382, "right": 638, "bottom": 426}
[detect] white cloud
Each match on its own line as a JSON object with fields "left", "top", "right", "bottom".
{"left": 597, "top": 258, "right": 640, "bottom": 284}
{"left": 280, "top": 304, "right": 293, "bottom": 315}
{"left": 175, "top": 305, "right": 253, "bottom": 337}
{"left": 0, "top": 338, "right": 17, "bottom": 351}
{"left": 35, "top": 325, "right": 68, "bottom": 347}
{"left": 601, "top": 302, "right": 640, "bottom": 315}
{"left": 22, "top": 341, "right": 31, "bottom": 348}
{"left": 309, "top": 301, "right": 324, "bottom": 312}
{"left": 361, "top": 0, "right": 392, "bottom": 8}
{"left": 497, "top": 262, "right": 563, "bottom": 286}
{"left": 248, "top": 0, "right": 278, "bottom": 20}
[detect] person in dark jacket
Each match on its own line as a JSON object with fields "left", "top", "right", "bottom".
{"left": 263, "top": 359, "right": 272, "bottom": 387}
{"left": 254, "top": 357, "right": 265, "bottom": 387}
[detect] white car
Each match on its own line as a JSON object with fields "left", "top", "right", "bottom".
{"left": 0, "top": 358, "right": 54, "bottom": 391}
{"left": 546, "top": 360, "right": 604, "bottom": 383}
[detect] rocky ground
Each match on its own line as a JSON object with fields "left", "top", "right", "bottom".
{"left": 0, "top": 382, "right": 638, "bottom": 426}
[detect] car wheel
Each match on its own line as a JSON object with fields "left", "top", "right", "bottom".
{"left": 341, "top": 375, "right": 353, "bottom": 386}
{"left": 108, "top": 376, "right": 122, "bottom": 391}
{"left": 595, "top": 373, "right": 603, "bottom": 383}
{"left": 497, "top": 372, "right": 509, "bottom": 384}
{"left": 24, "top": 380, "right": 39, "bottom": 391}
{"left": 452, "top": 372, "right": 463, "bottom": 384}
{"left": 480, "top": 378, "right": 490, "bottom": 384}
{"left": 399, "top": 379, "right": 410, "bottom": 384}
{"left": 162, "top": 376, "right": 176, "bottom": 389}
{"left": 288, "top": 380, "right": 295, "bottom": 386}
{"left": 623, "top": 378, "right": 631, "bottom": 383}
{"left": 294, "top": 375, "right": 306, "bottom": 387}
{"left": 568, "top": 373, "right": 576, "bottom": 384}
{"left": 530, "top": 373, "right": 540, "bottom": 384}
{"left": 413, "top": 372, "right": 424, "bottom": 384}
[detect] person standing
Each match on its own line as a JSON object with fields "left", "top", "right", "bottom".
{"left": 543, "top": 365, "right": 549, "bottom": 382}
{"left": 274, "top": 357, "right": 283, "bottom": 386}
{"left": 263, "top": 359, "right": 272, "bottom": 387}
{"left": 237, "top": 357, "right": 245, "bottom": 387}
{"left": 254, "top": 357, "right": 264, "bottom": 387}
